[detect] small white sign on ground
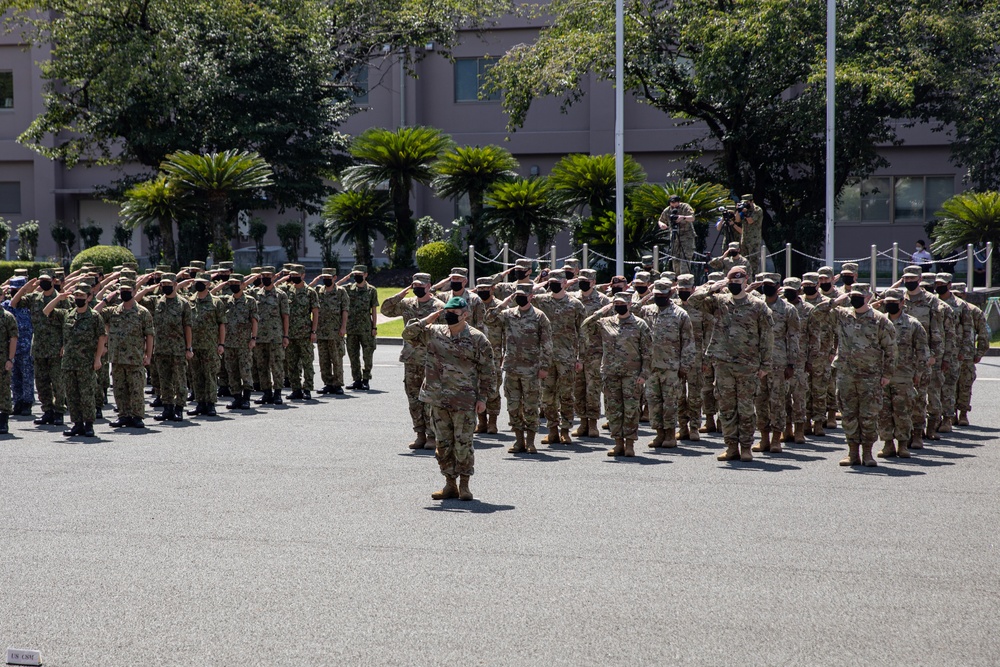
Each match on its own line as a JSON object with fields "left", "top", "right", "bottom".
{"left": 5, "top": 647, "right": 41, "bottom": 666}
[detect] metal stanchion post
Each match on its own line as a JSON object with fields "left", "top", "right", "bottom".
{"left": 870, "top": 244, "right": 877, "bottom": 292}
{"left": 986, "top": 242, "right": 993, "bottom": 291}
{"left": 468, "top": 245, "right": 475, "bottom": 284}
{"left": 550, "top": 245, "right": 557, "bottom": 270}
{"left": 652, "top": 245, "right": 659, "bottom": 274}
{"left": 503, "top": 243, "right": 509, "bottom": 272}
{"left": 583, "top": 243, "right": 589, "bottom": 270}
{"left": 760, "top": 244, "right": 766, "bottom": 275}
{"left": 892, "top": 242, "right": 898, "bottom": 284}
{"left": 967, "top": 244, "right": 974, "bottom": 290}
{"left": 785, "top": 243, "right": 792, "bottom": 278}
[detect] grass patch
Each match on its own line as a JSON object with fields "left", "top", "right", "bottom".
{"left": 990, "top": 330, "right": 1000, "bottom": 347}
{"left": 377, "top": 286, "right": 405, "bottom": 338}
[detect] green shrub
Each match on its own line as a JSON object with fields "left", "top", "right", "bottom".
{"left": 415, "top": 241, "right": 464, "bottom": 282}
{"left": 0, "top": 261, "right": 60, "bottom": 283}
{"left": 277, "top": 221, "right": 303, "bottom": 262}
{"left": 79, "top": 224, "right": 103, "bottom": 249}
{"left": 16, "top": 221, "right": 39, "bottom": 260}
{"left": 70, "top": 245, "right": 137, "bottom": 274}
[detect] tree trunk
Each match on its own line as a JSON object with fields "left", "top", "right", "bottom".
{"left": 390, "top": 177, "right": 415, "bottom": 268}
{"left": 159, "top": 215, "right": 177, "bottom": 268}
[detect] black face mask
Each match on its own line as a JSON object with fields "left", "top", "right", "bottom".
{"left": 151, "top": 277, "right": 161, "bottom": 285}
{"left": 412, "top": 286, "right": 426, "bottom": 298}
{"left": 40, "top": 280, "right": 52, "bottom": 291}
{"left": 229, "top": 284, "right": 240, "bottom": 294}
{"left": 450, "top": 281, "right": 464, "bottom": 292}
{"left": 322, "top": 279, "right": 334, "bottom": 287}
{"left": 803, "top": 285, "right": 817, "bottom": 296}
{"left": 443, "top": 312, "right": 460, "bottom": 325}
{"left": 850, "top": 295, "right": 866, "bottom": 309}
{"left": 578, "top": 281, "right": 592, "bottom": 292}
{"left": 727, "top": 282, "right": 743, "bottom": 295}
{"left": 252, "top": 278, "right": 262, "bottom": 288}
{"left": 820, "top": 282, "right": 833, "bottom": 292}
{"left": 611, "top": 286, "right": 624, "bottom": 295}
{"left": 290, "top": 276, "right": 302, "bottom": 285}
{"left": 161, "top": 285, "right": 175, "bottom": 296}
{"left": 548, "top": 282, "right": 562, "bottom": 293}
{"left": 842, "top": 275, "right": 855, "bottom": 286}
{"left": 515, "top": 294, "right": 529, "bottom": 307}
{"left": 353, "top": 275, "right": 364, "bottom": 284}
{"left": 194, "top": 282, "right": 207, "bottom": 292}
{"left": 654, "top": 295, "right": 670, "bottom": 308}
{"left": 762, "top": 284, "right": 778, "bottom": 297}
{"left": 514, "top": 270, "right": 527, "bottom": 280}
{"left": 120, "top": 291, "right": 133, "bottom": 302}
{"left": 885, "top": 303, "right": 901, "bottom": 315}
{"left": 935, "top": 285, "right": 948, "bottom": 295}
{"left": 903, "top": 281, "right": 920, "bottom": 292}
{"left": 678, "top": 290, "right": 691, "bottom": 301}
{"left": 614, "top": 304, "right": 628, "bottom": 315}
{"left": 262, "top": 277, "right": 273, "bottom": 287}
{"left": 476, "top": 290, "right": 492, "bottom": 301}
{"left": 784, "top": 289, "right": 798, "bottom": 301}
{"left": 74, "top": 298, "right": 87, "bottom": 309}
{"left": 634, "top": 285, "right": 648, "bottom": 295}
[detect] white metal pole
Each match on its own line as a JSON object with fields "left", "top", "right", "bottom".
{"left": 785, "top": 243, "right": 792, "bottom": 278}
{"left": 987, "top": 242, "right": 993, "bottom": 291}
{"left": 871, "top": 244, "right": 877, "bottom": 292}
{"left": 468, "top": 244, "right": 475, "bottom": 284}
{"left": 503, "top": 242, "right": 509, "bottom": 272}
{"left": 652, "top": 245, "right": 659, "bottom": 274}
{"left": 550, "top": 245, "right": 557, "bottom": 270}
{"left": 583, "top": 243, "right": 589, "bottom": 270}
{"left": 892, "top": 242, "right": 899, "bottom": 284}
{"left": 825, "top": 0, "right": 836, "bottom": 266}
{"left": 614, "top": 0, "right": 625, "bottom": 277}
{"left": 759, "top": 244, "right": 766, "bottom": 276}
{"left": 967, "top": 243, "right": 974, "bottom": 290}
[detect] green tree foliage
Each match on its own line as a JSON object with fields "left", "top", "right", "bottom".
{"left": 15, "top": 221, "right": 39, "bottom": 261}
{"left": 79, "top": 224, "right": 103, "bottom": 249}
{"left": 482, "top": 177, "right": 563, "bottom": 257}
{"left": 322, "top": 189, "right": 393, "bottom": 270}
{"left": 112, "top": 223, "right": 133, "bottom": 250}
{"left": 277, "top": 221, "right": 304, "bottom": 263}
{"left": 248, "top": 218, "right": 268, "bottom": 267}
{"left": 931, "top": 192, "right": 1000, "bottom": 263}
{"left": 0, "top": 218, "right": 10, "bottom": 252}
{"left": 69, "top": 245, "right": 137, "bottom": 274}
{"left": 341, "top": 126, "right": 455, "bottom": 268}
{"left": 120, "top": 175, "right": 185, "bottom": 268}
{"left": 50, "top": 224, "right": 76, "bottom": 261}
{"left": 549, "top": 154, "right": 646, "bottom": 220}
{"left": 416, "top": 241, "right": 465, "bottom": 283}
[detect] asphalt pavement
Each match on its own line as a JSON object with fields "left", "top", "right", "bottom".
{"left": 1, "top": 348, "right": 999, "bottom": 666}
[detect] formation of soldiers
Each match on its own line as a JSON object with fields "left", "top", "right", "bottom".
{"left": 397, "top": 253, "right": 990, "bottom": 498}
{"left": 0, "top": 260, "right": 380, "bottom": 437}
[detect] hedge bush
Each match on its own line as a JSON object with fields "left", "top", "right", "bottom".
{"left": 0, "top": 261, "right": 60, "bottom": 283}
{"left": 415, "top": 241, "right": 464, "bottom": 283}
{"left": 70, "top": 245, "right": 137, "bottom": 274}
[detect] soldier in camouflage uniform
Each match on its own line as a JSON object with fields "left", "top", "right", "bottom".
{"left": 873, "top": 288, "right": 928, "bottom": 459}
{"left": 3, "top": 275, "right": 34, "bottom": 416}
{"left": 952, "top": 283, "right": 989, "bottom": 426}
{"left": 801, "top": 272, "right": 834, "bottom": 436}
{"left": 687, "top": 266, "right": 774, "bottom": 462}
{"left": 582, "top": 292, "right": 652, "bottom": 457}
{"left": 782, "top": 278, "right": 818, "bottom": 443}
{"left": 403, "top": 297, "right": 494, "bottom": 502}
{"left": 283, "top": 265, "right": 319, "bottom": 400}
{"left": 0, "top": 297, "right": 18, "bottom": 433}
{"left": 486, "top": 284, "right": 553, "bottom": 454}
{"left": 672, "top": 274, "right": 706, "bottom": 441}
{"left": 489, "top": 258, "right": 540, "bottom": 300}
{"left": 934, "top": 272, "right": 972, "bottom": 433}
{"left": 434, "top": 267, "right": 485, "bottom": 331}
{"left": 12, "top": 274, "right": 67, "bottom": 426}
{"left": 920, "top": 271, "right": 956, "bottom": 440}
{"left": 252, "top": 266, "right": 290, "bottom": 405}
{"left": 345, "top": 265, "right": 379, "bottom": 391}
{"left": 735, "top": 195, "right": 764, "bottom": 275}
{"left": 697, "top": 271, "right": 722, "bottom": 434}
{"left": 45, "top": 284, "right": 106, "bottom": 438}
{"left": 152, "top": 273, "right": 193, "bottom": 422}
{"left": 98, "top": 280, "right": 154, "bottom": 428}
{"left": 753, "top": 273, "right": 800, "bottom": 453}
{"left": 658, "top": 195, "right": 697, "bottom": 274}
{"left": 708, "top": 242, "right": 751, "bottom": 275}
{"left": 474, "top": 277, "right": 504, "bottom": 434}
{"left": 570, "top": 269, "right": 610, "bottom": 438}
{"left": 186, "top": 273, "right": 227, "bottom": 415}
{"left": 816, "top": 285, "right": 896, "bottom": 467}
{"left": 639, "top": 280, "right": 695, "bottom": 449}
{"left": 222, "top": 274, "right": 258, "bottom": 411}
{"left": 532, "top": 269, "right": 585, "bottom": 444}
{"left": 313, "top": 268, "right": 348, "bottom": 395}
{"left": 381, "top": 273, "right": 444, "bottom": 450}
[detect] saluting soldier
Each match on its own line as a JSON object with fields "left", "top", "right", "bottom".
{"left": 345, "top": 265, "right": 378, "bottom": 391}
{"left": 473, "top": 277, "right": 504, "bottom": 434}
{"left": 571, "top": 269, "right": 610, "bottom": 438}
{"left": 753, "top": 273, "right": 800, "bottom": 454}
{"left": 896, "top": 265, "right": 945, "bottom": 449}
{"left": 152, "top": 273, "right": 193, "bottom": 422}
{"left": 97, "top": 279, "right": 154, "bottom": 429}
{"left": 934, "top": 272, "right": 972, "bottom": 433}
{"left": 801, "top": 272, "right": 834, "bottom": 436}
{"left": 187, "top": 272, "right": 227, "bottom": 416}
{"left": 11, "top": 273, "right": 67, "bottom": 426}
{"left": 697, "top": 271, "right": 722, "bottom": 434}
{"left": 311, "top": 268, "right": 348, "bottom": 395}
{"left": 222, "top": 274, "right": 258, "bottom": 411}
{"left": 782, "top": 277, "right": 818, "bottom": 443}
{"left": 433, "top": 267, "right": 485, "bottom": 331}
{"left": 252, "top": 266, "right": 290, "bottom": 405}
{"left": 283, "top": 265, "right": 319, "bottom": 400}
{"left": 952, "top": 283, "right": 989, "bottom": 426}
{"left": 674, "top": 274, "right": 706, "bottom": 441}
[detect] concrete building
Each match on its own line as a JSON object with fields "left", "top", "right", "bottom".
{"left": 0, "top": 18, "right": 963, "bottom": 268}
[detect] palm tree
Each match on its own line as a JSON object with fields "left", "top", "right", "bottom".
{"left": 482, "top": 177, "right": 562, "bottom": 257}
{"left": 322, "top": 189, "right": 394, "bottom": 270}
{"left": 630, "top": 179, "right": 731, "bottom": 255}
{"left": 931, "top": 191, "right": 1000, "bottom": 256}
{"left": 160, "top": 149, "right": 274, "bottom": 259}
{"left": 432, "top": 145, "right": 519, "bottom": 251}
{"left": 341, "top": 126, "right": 455, "bottom": 268}
{"left": 120, "top": 175, "right": 186, "bottom": 268}
{"left": 549, "top": 153, "right": 646, "bottom": 219}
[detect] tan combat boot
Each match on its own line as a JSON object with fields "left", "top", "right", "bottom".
{"left": 717, "top": 441, "right": 740, "bottom": 461}
{"left": 804, "top": 421, "right": 814, "bottom": 436}
{"left": 700, "top": 414, "right": 716, "bottom": 433}
{"left": 938, "top": 416, "right": 953, "bottom": 433}
{"left": 794, "top": 422, "right": 806, "bottom": 444}
{"left": 559, "top": 428, "right": 572, "bottom": 444}
{"left": 424, "top": 434, "right": 437, "bottom": 451}
{"left": 958, "top": 410, "right": 970, "bottom": 426}
{"left": 525, "top": 431, "right": 538, "bottom": 454}
{"left": 475, "top": 412, "right": 488, "bottom": 434}
{"left": 770, "top": 433, "right": 783, "bottom": 454}
{"left": 812, "top": 419, "right": 826, "bottom": 437}
{"left": 826, "top": 409, "right": 838, "bottom": 429}
{"left": 926, "top": 417, "right": 941, "bottom": 441}
{"left": 662, "top": 429, "right": 678, "bottom": 449}
{"left": 487, "top": 414, "right": 498, "bottom": 434}
{"left": 909, "top": 430, "right": 924, "bottom": 450}
{"left": 431, "top": 476, "right": 459, "bottom": 500}
{"left": 508, "top": 430, "right": 526, "bottom": 453}
{"left": 573, "top": 420, "right": 588, "bottom": 437}
{"left": 587, "top": 419, "right": 600, "bottom": 438}
{"left": 739, "top": 443, "right": 754, "bottom": 462}
{"left": 541, "top": 427, "right": 559, "bottom": 445}
{"left": 781, "top": 422, "right": 793, "bottom": 443}
{"left": 677, "top": 420, "right": 691, "bottom": 441}
{"left": 877, "top": 440, "right": 896, "bottom": 458}
{"left": 861, "top": 443, "right": 878, "bottom": 467}
{"left": 839, "top": 443, "right": 861, "bottom": 466}
{"left": 602, "top": 421, "right": 611, "bottom": 430}
{"left": 408, "top": 431, "right": 427, "bottom": 450}
{"left": 458, "top": 475, "right": 474, "bottom": 501}
{"left": 896, "top": 437, "right": 911, "bottom": 458}
{"left": 647, "top": 428, "right": 666, "bottom": 449}
{"left": 607, "top": 438, "right": 625, "bottom": 457}
{"left": 689, "top": 424, "right": 701, "bottom": 441}
{"left": 752, "top": 429, "right": 771, "bottom": 452}
{"left": 623, "top": 439, "right": 636, "bottom": 457}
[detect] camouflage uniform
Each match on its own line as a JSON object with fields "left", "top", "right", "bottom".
{"left": 316, "top": 274, "right": 349, "bottom": 390}
{"left": 436, "top": 283, "right": 485, "bottom": 331}
{"left": 899, "top": 267, "right": 946, "bottom": 442}
{"left": 18, "top": 290, "right": 67, "bottom": 417}
{"left": 783, "top": 279, "right": 818, "bottom": 433}
{"left": 102, "top": 300, "right": 154, "bottom": 420}
{"left": 753, "top": 274, "right": 800, "bottom": 445}
{"left": 937, "top": 274, "right": 973, "bottom": 430}
{"left": 802, "top": 273, "right": 834, "bottom": 432}
{"left": 254, "top": 284, "right": 289, "bottom": 393}
{"left": 659, "top": 202, "right": 697, "bottom": 274}
{"left": 402, "top": 316, "right": 494, "bottom": 480}
{"left": 153, "top": 293, "right": 193, "bottom": 407}
{"left": 224, "top": 287, "right": 259, "bottom": 394}
{"left": 60, "top": 305, "right": 105, "bottom": 424}
{"left": 817, "top": 267, "right": 842, "bottom": 425}
{"left": 286, "top": 282, "right": 320, "bottom": 391}
{"left": 640, "top": 282, "right": 696, "bottom": 446}
{"left": 489, "top": 258, "right": 539, "bottom": 300}
{"left": 3, "top": 287, "right": 33, "bottom": 411}
{"left": 533, "top": 275, "right": 585, "bottom": 435}
{"left": 476, "top": 280, "right": 505, "bottom": 422}
{"left": 955, "top": 286, "right": 989, "bottom": 420}
{"left": 708, "top": 243, "right": 751, "bottom": 275}
{"left": 0, "top": 308, "right": 17, "bottom": 414}
{"left": 878, "top": 290, "right": 929, "bottom": 457}
{"left": 736, "top": 199, "right": 764, "bottom": 275}
{"left": 698, "top": 272, "right": 722, "bottom": 430}
{"left": 188, "top": 289, "right": 226, "bottom": 405}
{"left": 674, "top": 275, "right": 706, "bottom": 434}
{"left": 572, "top": 271, "right": 611, "bottom": 432}
{"left": 380, "top": 278, "right": 444, "bottom": 437}
{"left": 345, "top": 271, "right": 378, "bottom": 384}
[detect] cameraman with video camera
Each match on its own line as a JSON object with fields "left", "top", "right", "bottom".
{"left": 735, "top": 194, "right": 764, "bottom": 275}
{"left": 658, "top": 195, "right": 697, "bottom": 274}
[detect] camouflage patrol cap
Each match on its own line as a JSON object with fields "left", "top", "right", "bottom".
{"left": 475, "top": 277, "right": 493, "bottom": 287}
{"left": 119, "top": 279, "right": 136, "bottom": 289}
{"left": 261, "top": 266, "right": 276, "bottom": 274}
{"left": 801, "top": 272, "right": 819, "bottom": 285}
{"left": 250, "top": 267, "right": 262, "bottom": 274}
{"left": 641, "top": 254, "right": 654, "bottom": 264}
{"left": 156, "top": 264, "right": 171, "bottom": 273}
{"left": 850, "top": 283, "right": 871, "bottom": 295}
{"left": 287, "top": 265, "right": 303, "bottom": 275}
{"left": 228, "top": 273, "right": 244, "bottom": 283}
{"left": 112, "top": 265, "right": 123, "bottom": 272}
{"left": 707, "top": 271, "right": 723, "bottom": 282}
{"left": 953, "top": 282, "right": 967, "bottom": 291}
{"left": 515, "top": 284, "right": 534, "bottom": 295}
{"left": 322, "top": 267, "right": 338, "bottom": 276}
{"left": 935, "top": 272, "right": 953, "bottom": 283}
{"left": 38, "top": 271, "right": 53, "bottom": 280}
{"left": 758, "top": 273, "right": 778, "bottom": 284}
{"left": 902, "top": 265, "right": 922, "bottom": 277}
{"left": 217, "top": 261, "right": 234, "bottom": 271}
{"left": 579, "top": 269, "right": 597, "bottom": 280}
{"left": 351, "top": 265, "right": 367, "bottom": 274}
{"left": 412, "top": 273, "right": 432, "bottom": 285}
{"left": 841, "top": 262, "right": 859, "bottom": 275}
{"left": 662, "top": 271, "right": 677, "bottom": 282}
{"left": 443, "top": 296, "right": 468, "bottom": 310}
{"left": 882, "top": 288, "right": 903, "bottom": 301}
{"left": 562, "top": 258, "right": 580, "bottom": 269}
{"left": 612, "top": 292, "right": 631, "bottom": 304}
{"left": 189, "top": 260, "right": 206, "bottom": 270}
{"left": 741, "top": 194, "right": 754, "bottom": 201}
{"left": 727, "top": 241, "right": 741, "bottom": 251}
{"left": 54, "top": 268, "right": 65, "bottom": 277}
{"left": 652, "top": 280, "right": 672, "bottom": 294}
{"left": 633, "top": 271, "right": 651, "bottom": 283}
{"left": 548, "top": 270, "right": 566, "bottom": 281}
{"left": 817, "top": 266, "right": 834, "bottom": 278}
{"left": 921, "top": 272, "right": 936, "bottom": 286}
{"left": 783, "top": 277, "right": 802, "bottom": 290}
{"left": 123, "top": 262, "right": 139, "bottom": 270}
{"left": 72, "top": 283, "right": 92, "bottom": 296}
{"left": 676, "top": 274, "right": 695, "bottom": 288}
{"left": 449, "top": 267, "right": 468, "bottom": 278}
{"left": 160, "top": 273, "right": 177, "bottom": 283}
{"left": 195, "top": 271, "right": 211, "bottom": 281}
{"left": 13, "top": 268, "right": 28, "bottom": 277}
{"left": 120, "top": 269, "right": 137, "bottom": 279}
{"left": 514, "top": 258, "right": 532, "bottom": 270}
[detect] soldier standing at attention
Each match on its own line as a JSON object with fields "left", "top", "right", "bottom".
{"left": 473, "top": 277, "right": 504, "bottom": 434}
{"left": 952, "top": 283, "right": 989, "bottom": 426}
{"left": 533, "top": 269, "right": 585, "bottom": 445}
{"left": 486, "top": 284, "right": 553, "bottom": 454}
{"left": 4, "top": 275, "right": 34, "bottom": 416}
{"left": 753, "top": 273, "right": 800, "bottom": 453}
{"left": 658, "top": 194, "right": 697, "bottom": 274}
{"left": 221, "top": 274, "right": 258, "bottom": 411}
{"left": 570, "top": 269, "right": 610, "bottom": 438}
{"left": 0, "top": 297, "right": 18, "bottom": 434}
{"left": 283, "top": 265, "right": 320, "bottom": 400}
{"left": 896, "top": 265, "right": 944, "bottom": 449}
{"left": 697, "top": 271, "right": 722, "bottom": 434}
{"left": 687, "top": 266, "right": 774, "bottom": 462}
{"left": 934, "top": 273, "right": 972, "bottom": 433}
{"left": 311, "top": 268, "right": 348, "bottom": 396}
{"left": 872, "top": 288, "right": 927, "bottom": 459}
{"left": 381, "top": 273, "right": 444, "bottom": 450}
{"left": 345, "top": 265, "right": 378, "bottom": 391}
{"left": 673, "top": 274, "right": 706, "bottom": 441}
{"left": 251, "top": 266, "right": 290, "bottom": 405}
{"left": 819, "top": 285, "right": 896, "bottom": 467}
{"left": 801, "top": 272, "right": 833, "bottom": 436}
{"left": 782, "top": 278, "right": 818, "bottom": 442}
{"left": 97, "top": 279, "right": 154, "bottom": 429}
{"left": 44, "top": 283, "right": 106, "bottom": 438}
{"left": 403, "top": 297, "right": 494, "bottom": 502}
{"left": 11, "top": 274, "right": 67, "bottom": 427}
{"left": 186, "top": 272, "right": 227, "bottom": 416}
{"left": 639, "top": 280, "right": 695, "bottom": 449}
{"left": 582, "top": 292, "right": 651, "bottom": 457}
{"left": 152, "top": 273, "right": 193, "bottom": 422}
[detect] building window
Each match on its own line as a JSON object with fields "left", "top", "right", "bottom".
{"left": 0, "top": 182, "right": 20, "bottom": 213}
{"left": 836, "top": 176, "right": 954, "bottom": 223}
{"left": 0, "top": 71, "right": 12, "bottom": 109}
{"left": 454, "top": 58, "right": 499, "bottom": 102}
{"left": 352, "top": 66, "right": 368, "bottom": 105}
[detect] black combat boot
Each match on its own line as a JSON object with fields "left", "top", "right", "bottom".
{"left": 288, "top": 389, "right": 304, "bottom": 400}
{"left": 187, "top": 402, "right": 204, "bottom": 416}
{"left": 63, "top": 422, "right": 82, "bottom": 437}
{"left": 0, "top": 412, "right": 9, "bottom": 434}
{"left": 203, "top": 402, "right": 217, "bottom": 417}
{"left": 240, "top": 390, "right": 252, "bottom": 409}
{"left": 82, "top": 422, "right": 95, "bottom": 437}
{"left": 254, "top": 390, "right": 272, "bottom": 405}
{"left": 110, "top": 415, "right": 129, "bottom": 427}
{"left": 331, "top": 385, "right": 344, "bottom": 395}
{"left": 169, "top": 405, "right": 183, "bottom": 421}
{"left": 154, "top": 405, "right": 173, "bottom": 421}
{"left": 302, "top": 390, "right": 311, "bottom": 400}
{"left": 270, "top": 389, "right": 283, "bottom": 405}
{"left": 34, "top": 409, "right": 53, "bottom": 425}
{"left": 150, "top": 396, "right": 163, "bottom": 408}
{"left": 217, "top": 385, "right": 231, "bottom": 397}
{"left": 51, "top": 412, "right": 65, "bottom": 425}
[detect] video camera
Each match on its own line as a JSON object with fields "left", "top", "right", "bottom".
{"left": 736, "top": 200, "right": 752, "bottom": 217}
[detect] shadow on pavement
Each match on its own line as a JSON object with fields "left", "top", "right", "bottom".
{"left": 914, "top": 446, "right": 975, "bottom": 460}
{"left": 603, "top": 456, "right": 670, "bottom": 466}
{"left": 398, "top": 450, "right": 436, "bottom": 457}
{"left": 890, "top": 456, "right": 955, "bottom": 467}
{"left": 424, "top": 500, "right": 516, "bottom": 514}
{"left": 718, "top": 460, "right": 801, "bottom": 472}
{"left": 506, "top": 452, "right": 571, "bottom": 462}
{"left": 844, "top": 466, "right": 926, "bottom": 477}
{"left": 648, "top": 447, "right": 716, "bottom": 457}
{"left": 767, "top": 451, "right": 827, "bottom": 462}
{"left": 545, "top": 442, "right": 606, "bottom": 454}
